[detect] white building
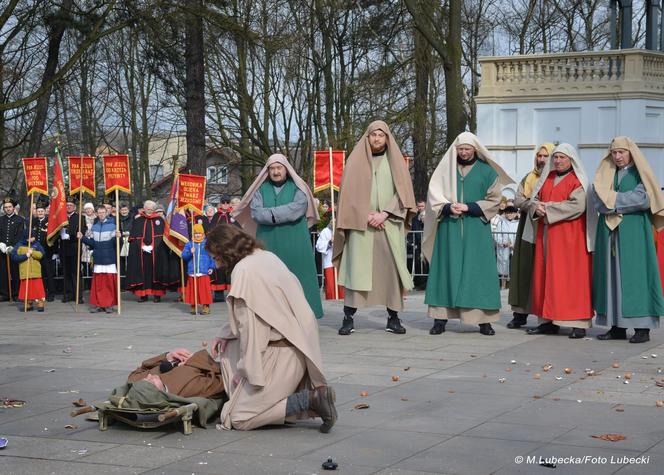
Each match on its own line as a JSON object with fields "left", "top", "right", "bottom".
{"left": 476, "top": 48, "right": 664, "bottom": 189}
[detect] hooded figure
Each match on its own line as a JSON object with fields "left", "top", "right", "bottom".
{"left": 423, "top": 132, "right": 513, "bottom": 336}
{"left": 591, "top": 136, "right": 664, "bottom": 343}
{"left": 332, "top": 120, "right": 416, "bottom": 335}
{"left": 524, "top": 143, "right": 594, "bottom": 338}
{"left": 506, "top": 143, "right": 555, "bottom": 329}
{"left": 206, "top": 225, "right": 336, "bottom": 433}
{"left": 233, "top": 154, "right": 323, "bottom": 318}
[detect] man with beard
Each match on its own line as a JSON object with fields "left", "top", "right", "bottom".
{"left": 31, "top": 199, "right": 56, "bottom": 302}
{"left": 333, "top": 121, "right": 416, "bottom": 335}
{"left": 506, "top": 143, "right": 554, "bottom": 329}
{"left": 0, "top": 196, "right": 24, "bottom": 301}
{"left": 126, "top": 200, "right": 167, "bottom": 302}
{"left": 233, "top": 154, "right": 323, "bottom": 318}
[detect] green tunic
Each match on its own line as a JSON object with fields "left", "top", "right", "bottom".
{"left": 256, "top": 180, "right": 324, "bottom": 318}
{"left": 593, "top": 166, "right": 664, "bottom": 318}
{"left": 425, "top": 160, "right": 501, "bottom": 310}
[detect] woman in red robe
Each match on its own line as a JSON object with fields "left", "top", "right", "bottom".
{"left": 525, "top": 143, "right": 594, "bottom": 338}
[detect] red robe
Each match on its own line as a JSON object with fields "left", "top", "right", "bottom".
{"left": 530, "top": 172, "right": 593, "bottom": 320}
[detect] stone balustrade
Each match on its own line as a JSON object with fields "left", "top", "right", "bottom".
{"left": 477, "top": 49, "right": 664, "bottom": 103}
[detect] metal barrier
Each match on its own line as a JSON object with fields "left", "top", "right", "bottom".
{"left": 50, "top": 230, "right": 518, "bottom": 282}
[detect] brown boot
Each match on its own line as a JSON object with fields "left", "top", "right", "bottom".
{"left": 201, "top": 305, "right": 210, "bottom": 315}
{"left": 36, "top": 300, "right": 45, "bottom": 312}
{"left": 190, "top": 305, "right": 196, "bottom": 315}
{"left": 309, "top": 386, "right": 337, "bottom": 433}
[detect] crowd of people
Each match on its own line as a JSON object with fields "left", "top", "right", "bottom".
{"left": 2, "top": 126, "right": 664, "bottom": 347}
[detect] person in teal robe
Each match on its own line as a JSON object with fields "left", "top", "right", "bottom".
{"left": 591, "top": 136, "right": 664, "bottom": 343}
{"left": 422, "top": 132, "right": 514, "bottom": 336}
{"left": 233, "top": 154, "right": 323, "bottom": 319}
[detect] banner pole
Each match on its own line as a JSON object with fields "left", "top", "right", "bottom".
{"left": 24, "top": 192, "right": 35, "bottom": 313}
{"left": 115, "top": 189, "right": 122, "bottom": 315}
{"left": 75, "top": 184, "right": 83, "bottom": 313}
{"left": 191, "top": 212, "right": 198, "bottom": 315}
{"left": 329, "top": 147, "right": 339, "bottom": 300}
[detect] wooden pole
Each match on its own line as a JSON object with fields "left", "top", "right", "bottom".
{"left": 23, "top": 192, "right": 35, "bottom": 312}
{"left": 75, "top": 185, "right": 83, "bottom": 312}
{"left": 329, "top": 147, "right": 339, "bottom": 300}
{"left": 191, "top": 212, "right": 198, "bottom": 315}
{"left": 115, "top": 189, "right": 122, "bottom": 315}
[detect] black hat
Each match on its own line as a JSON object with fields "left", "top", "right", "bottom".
{"left": 66, "top": 195, "right": 79, "bottom": 205}
{"left": 219, "top": 195, "right": 231, "bottom": 203}
{"left": 504, "top": 205, "right": 518, "bottom": 214}
{"left": 35, "top": 197, "right": 49, "bottom": 209}
{"left": 2, "top": 196, "right": 18, "bottom": 206}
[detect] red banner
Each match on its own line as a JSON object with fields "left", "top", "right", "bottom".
{"left": 68, "top": 156, "right": 96, "bottom": 196}
{"left": 22, "top": 157, "right": 48, "bottom": 196}
{"left": 177, "top": 173, "right": 206, "bottom": 215}
{"left": 47, "top": 148, "right": 68, "bottom": 246}
{"left": 313, "top": 149, "right": 344, "bottom": 193}
{"left": 103, "top": 154, "right": 131, "bottom": 194}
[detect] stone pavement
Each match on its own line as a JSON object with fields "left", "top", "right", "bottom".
{"left": 1, "top": 291, "right": 664, "bottom": 475}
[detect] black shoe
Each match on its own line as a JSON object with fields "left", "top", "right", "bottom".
{"left": 309, "top": 386, "right": 337, "bottom": 433}
{"left": 597, "top": 326, "right": 627, "bottom": 341}
{"left": 629, "top": 329, "right": 650, "bottom": 344}
{"left": 338, "top": 316, "right": 354, "bottom": 335}
{"left": 89, "top": 307, "right": 101, "bottom": 313}
{"left": 527, "top": 322, "right": 559, "bottom": 335}
{"left": 429, "top": 319, "right": 446, "bottom": 335}
{"left": 507, "top": 313, "right": 528, "bottom": 329}
{"left": 153, "top": 296, "right": 161, "bottom": 303}
{"left": 569, "top": 328, "right": 586, "bottom": 339}
{"left": 479, "top": 323, "right": 495, "bottom": 335}
{"left": 104, "top": 307, "right": 113, "bottom": 314}
{"left": 386, "top": 315, "right": 406, "bottom": 334}
{"left": 138, "top": 296, "right": 148, "bottom": 303}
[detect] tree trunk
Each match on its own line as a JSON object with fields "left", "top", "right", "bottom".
{"left": 412, "top": 25, "right": 431, "bottom": 200}
{"left": 28, "top": 0, "right": 73, "bottom": 155}
{"left": 184, "top": 1, "right": 206, "bottom": 176}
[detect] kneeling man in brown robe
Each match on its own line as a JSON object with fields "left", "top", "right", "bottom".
{"left": 207, "top": 224, "right": 337, "bottom": 433}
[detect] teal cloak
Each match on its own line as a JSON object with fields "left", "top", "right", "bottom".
{"left": 256, "top": 179, "right": 324, "bottom": 318}
{"left": 425, "top": 160, "right": 501, "bottom": 310}
{"left": 593, "top": 166, "right": 664, "bottom": 318}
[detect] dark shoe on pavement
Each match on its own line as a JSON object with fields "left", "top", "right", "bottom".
{"left": 527, "top": 322, "right": 559, "bottom": 335}
{"left": 629, "top": 329, "right": 650, "bottom": 344}
{"left": 153, "top": 296, "right": 161, "bottom": 303}
{"left": 386, "top": 315, "right": 406, "bottom": 334}
{"left": 104, "top": 307, "right": 113, "bottom": 314}
{"left": 338, "top": 316, "right": 354, "bottom": 335}
{"left": 569, "top": 328, "right": 586, "bottom": 339}
{"left": 429, "top": 319, "right": 447, "bottom": 335}
{"left": 507, "top": 313, "right": 528, "bottom": 329}
{"left": 309, "top": 386, "right": 337, "bottom": 433}
{"left": 138, "top": 296, "right": 148, "bottom": 303}
{"left": 479, "top": 323, "right": 495, "bottom": 335}
{"left": 596, "top": 326, "right": 627, "bottom": 341}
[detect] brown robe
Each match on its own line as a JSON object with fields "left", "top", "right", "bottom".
{"left": 127, "top": 350, "right": 225, "bottom": 399}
